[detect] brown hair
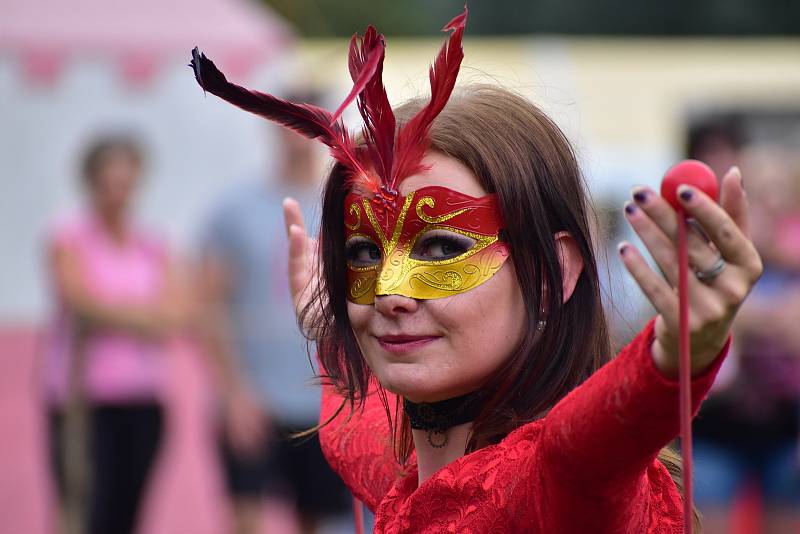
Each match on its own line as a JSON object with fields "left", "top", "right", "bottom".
{"left": 305, "top": 84, "right": 698, "bottom": 528}
{"left": 81, "top": 134, "right": 144, "bottom": 188}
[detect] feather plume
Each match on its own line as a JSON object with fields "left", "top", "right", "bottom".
{"left": 348, "top": 27, "right": 396, "bottom": 193}
{"left": 191, "top": 4, "right": 468, "bottom": 200}
{"left": 329, "top": 33, "right": 385, "bottom": 124}
{"left": 390, "top": 6, "right": 467, "bottom": 189}
{"left": 190, "top": 47, "right": 368, "bottom": 179}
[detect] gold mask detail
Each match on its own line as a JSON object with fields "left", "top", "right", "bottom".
{"left": 344, "top": 186, "right": 510, "bottom": 303}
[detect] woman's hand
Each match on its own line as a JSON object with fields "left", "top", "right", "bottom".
{"left": 619, "top": 166, "right": 763, "bottom": 376}
{"left": 282, "top": 198, "right": 321, "bottom": 337}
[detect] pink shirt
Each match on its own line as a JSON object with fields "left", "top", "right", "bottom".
{"left": 43, "top": 213, "right": 168, "bottom": 405}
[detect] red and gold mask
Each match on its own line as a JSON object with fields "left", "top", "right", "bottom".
{"left": 344, "top": 185, "right": 509, "bottom": 303}
{"left": 192, "top": 8, "right": 480, "bottom": 303}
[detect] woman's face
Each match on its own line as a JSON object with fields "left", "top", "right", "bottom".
{"left": 347, "top": 152, "right": 526, "bottom": 402}
{"left": 89, "top": 149, "right": 140, "bottom": 216}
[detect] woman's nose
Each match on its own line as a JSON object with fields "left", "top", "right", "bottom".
{"left": 374, "top": 293, "right": 419, "bottom": 316}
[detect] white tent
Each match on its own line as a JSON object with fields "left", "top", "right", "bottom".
{"left": 0, "top": 0, "right": 295, "bottom": 322}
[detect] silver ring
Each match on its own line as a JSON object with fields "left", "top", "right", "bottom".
{"left": 695, "top": 256, "right": 726, "bottom": 282}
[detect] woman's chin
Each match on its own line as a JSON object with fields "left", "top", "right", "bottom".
{"left": 375, "top": 367, "right": 472, "bottom": 403}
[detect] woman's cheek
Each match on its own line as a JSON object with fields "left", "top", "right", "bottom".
{"left": 346, "top": 301, "right": 370, "bottom": 337}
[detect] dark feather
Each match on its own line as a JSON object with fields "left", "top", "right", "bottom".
{"left": 190, "top": 47, "right": 367, "bottom": 178}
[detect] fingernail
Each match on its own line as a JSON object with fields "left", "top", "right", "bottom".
{"left": 679, "top": 187, "right": 694, "bottom": 202}
{"left": 618, "top": 243, "right": 628, "bottom": 256}
{"left": 731, "top": 165, "right": 744, "bottom": 189}
{"left": 633, "top": 190, "right": 648, "bottom": 204}
{"left": 624, "top": 202, "right": 637, "bottom": 216}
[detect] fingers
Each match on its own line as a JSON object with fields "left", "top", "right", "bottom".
{"left": 623, "top": 200, "right": 679, "bottom": 283}
{"left": 283, "top": 197, "right": 306, "bottom": 236}
{"left": 617, "top": 241, "right": 679, "bottom": 329}
{"left": 718, "top": 166, "right": 751, "bottom": 239}
{"left": 630, "top": 187, "right": 719, "bottom": 274}
{"left": 623, "top": 197, "right": 719, "bottom": 292}
{"left": 287, "top": 223, "right": 311, "bottom": 303}
{"left": 676, "top": 183, "right": 762, "bottom": 281}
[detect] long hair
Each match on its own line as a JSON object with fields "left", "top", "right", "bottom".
{"left": 303, "top": 84, "right": 698, "bottom": 528}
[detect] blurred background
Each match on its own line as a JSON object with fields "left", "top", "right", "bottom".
{"left": 1, "top": 1, "right": 798, "bottom": 533}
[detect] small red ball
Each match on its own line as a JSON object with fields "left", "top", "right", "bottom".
{"left": 660, "top": 160, "right": 718, "bottom": 212}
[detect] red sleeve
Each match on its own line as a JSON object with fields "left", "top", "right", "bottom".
{"left": 537, "top": 319, "right": 729, "bottom": 532}
{"left": 318, "top": 380, "right": 403, "bottom": 512}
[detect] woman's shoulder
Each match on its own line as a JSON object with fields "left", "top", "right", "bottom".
{"left": 643, "top": 459, "right": 685, "bottom": 531}
{"left": 45, "top": 211, "right": 92, "bottom": 249}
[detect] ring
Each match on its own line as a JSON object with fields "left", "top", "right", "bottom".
{"left": 695, "top": 256, "right": 726, "bottom": 282}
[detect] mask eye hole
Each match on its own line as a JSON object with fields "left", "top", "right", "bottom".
{"left": 410, "top": 229, "right": 476, "bottom": 261}
{"left": 345, "top": 236, "right": 381, "bottom": 268}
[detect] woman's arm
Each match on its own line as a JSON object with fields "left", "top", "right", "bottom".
{"left": 193, "top": 251, "right": 272, "bottom": 457}
{"left": 538, "top": 167, "right": 761, "bottom": 530}
{"left": 50, "top": 241, "right": 188, "bottom": 339}
{"left": 537, "top": 320, "right": 727, "bottom": 531}
{"left": 318, "top": 380, "right": 400, "bottom": 512}
{"left": 621, "top": 167, "right": 762, "bottom": 377}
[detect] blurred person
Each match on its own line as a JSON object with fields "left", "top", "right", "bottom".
{"left": 43, "top": 134, "right": 188, "bottom": 534}
{"left": 195, "top": 100, "right": 352, "bottom": 534}
{"left": 742, "top": 143, "right": 800, "bottom": 271}
{"left": 691, "top": 140, "right": 800, "bottom": 533}
{"left": 685, "top": 113, "right": 745, "bottom": 181}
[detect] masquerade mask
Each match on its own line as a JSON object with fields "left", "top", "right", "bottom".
{"left": 191, "top": 7, "right": 475, "bottom": 298}
{"left": 344, "top": 185, "right": 509, "bottom": 303}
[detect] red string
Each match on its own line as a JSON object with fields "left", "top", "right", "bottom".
{"left": 678, "top": 214, "right": 693, "bottom": 534}
{"left": 353, "top": 496, "right": 365, "bottom": 534}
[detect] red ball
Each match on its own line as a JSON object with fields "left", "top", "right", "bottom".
{"left": 660, "top": 160, "right": 719, "bottom": 212}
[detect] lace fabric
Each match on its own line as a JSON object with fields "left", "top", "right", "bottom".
{"left": 319, "top": 321, "right": 728, "bottom": 533}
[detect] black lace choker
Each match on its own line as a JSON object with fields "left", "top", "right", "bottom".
{"left": 404, "top": 391, "right": 485, "bottom": 449}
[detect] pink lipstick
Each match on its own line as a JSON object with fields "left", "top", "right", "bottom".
{"left": 376, "top": 335, "right": 440, "bottom": 354}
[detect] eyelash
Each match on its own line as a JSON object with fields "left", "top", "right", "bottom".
{"left": 345, "top": 231, "right": 477, "bottom": 267}
{"left": 345, "top": 237, "right": 381, "bottom": 267}
{"left": 411, "top": 232, "right": 474, "bottom": 260}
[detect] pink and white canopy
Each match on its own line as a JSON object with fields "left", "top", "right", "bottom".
{"left": 0, "top": 0, "right": 293, "bottom": 86}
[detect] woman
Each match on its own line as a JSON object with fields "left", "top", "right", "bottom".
{"left": 44, "top": 135, "right": 186, "bottom": 534}
{"left": 192, "top": 8, "right": 762, "bottom": 531}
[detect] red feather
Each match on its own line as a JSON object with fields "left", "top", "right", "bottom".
{"left": 190, "top": 47, "right": 368, "bottom": 180}
{"left": 329, "top": 33, "right": 385, "bottom": 124}
{"left": 348, "top": 27, "right": 396, "bottom": 195}
{"left": 390, "top": 6, "right": 467, "bottom": 189}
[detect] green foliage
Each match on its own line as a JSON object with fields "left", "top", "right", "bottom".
{"left": 261, "top": 0, "right": 800, "bottom": 37}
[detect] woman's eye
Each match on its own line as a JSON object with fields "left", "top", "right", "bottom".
{"left": 411, "top": 230, "right": 476, "bottom": 261}
{"left": 345, "top": 237, "right": 381, "bottom": 267}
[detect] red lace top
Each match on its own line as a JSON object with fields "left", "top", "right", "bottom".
{"left": 319, "top": 321, "right": 727, "bottom": 533}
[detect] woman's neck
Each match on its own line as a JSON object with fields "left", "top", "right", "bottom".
{"left": 95, "top": 209, "right": 128, "bottom": 243}
{"left": 413, "top": 422, "right": 473, "bottom": 485}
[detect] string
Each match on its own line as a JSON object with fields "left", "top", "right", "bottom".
{"left": 678, "top": 212, "right": 693, "bottom": 534}
{"left": 353, "top": 496, "right": 365, "bottom": 534}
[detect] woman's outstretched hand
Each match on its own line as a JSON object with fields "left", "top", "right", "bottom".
{"left": 619, "top": 166, "right": 763, "bottom": 376}
{"left": 282, "top": 197, "right": 320, "bottom": 337}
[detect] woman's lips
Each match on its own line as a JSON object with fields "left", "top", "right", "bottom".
{"left": 376, "top": 335, "right": 441, "bottom": 354}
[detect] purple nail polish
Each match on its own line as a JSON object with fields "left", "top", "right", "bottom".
{"left": 618, "top": 244, "right": 628, "bottom": 255}
{"left": 679, "top": 189, "right": 694, "bottom": 202}
{"left": 624, "top": 203, "right": 637, "bottom": 215}
{"left": 633, "top": 191, "right": 647, "bottom": 204}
